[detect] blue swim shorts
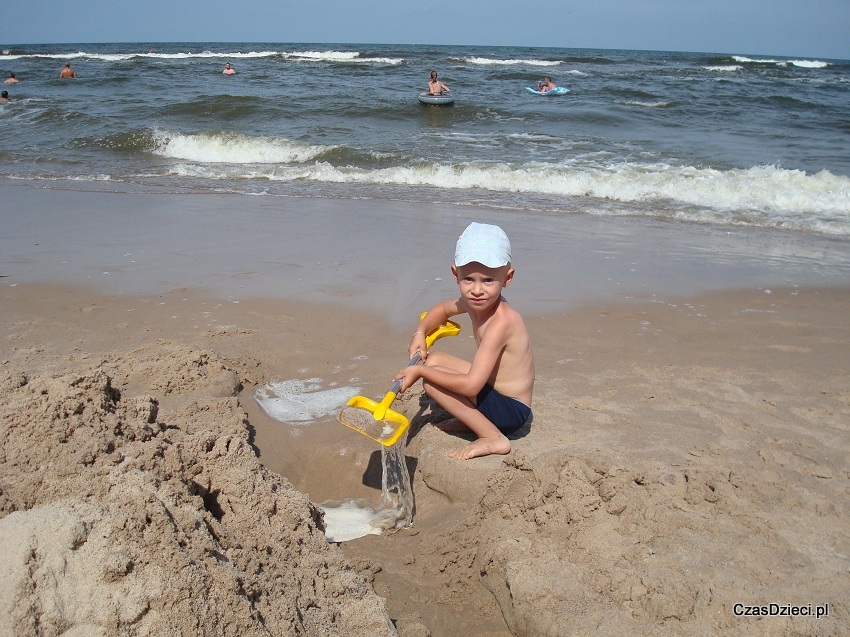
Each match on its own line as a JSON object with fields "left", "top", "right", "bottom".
{"left": 476, "top": 383, "right": 532, "bottom": 435}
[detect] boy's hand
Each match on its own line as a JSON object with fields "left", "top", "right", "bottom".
{"left": 394, "top": 366, "right": 422, "bottom": 393}
{"left": 409, "top": 332, "right": 428, "bottom": 361}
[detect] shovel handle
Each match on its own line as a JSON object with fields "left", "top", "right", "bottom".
{"left": 343, "top": 316, "right": 461, "bottom": 427}
{"left": 389, "top": 351, "right": 422, "bottom": 395}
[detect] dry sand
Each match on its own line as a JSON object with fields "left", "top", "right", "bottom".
{"left": 2, "top": 281, "right": 847, "bottom": 636}
{"left": 1, "top": 185, "right": 848, "bottom": 635}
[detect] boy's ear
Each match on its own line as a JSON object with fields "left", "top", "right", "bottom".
{"left": 451, "top": 264, "right": 459, "bottom": 281}
{"left": 503, "top": 267, "right": 515, "bottom": 287}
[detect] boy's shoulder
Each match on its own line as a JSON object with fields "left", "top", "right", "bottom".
{"left": 495, "top": 296, "right": 526, "bottom": 322}
{"left": 473, "top": 297, "right": 526, "bottom": 336}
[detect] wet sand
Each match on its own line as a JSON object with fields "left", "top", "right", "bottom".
{"left": 3, "top": 183, "right": 850, "bottom": 322}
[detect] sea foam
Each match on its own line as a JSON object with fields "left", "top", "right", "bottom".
{"left": 149, "top": 133, "right": 850, "bottom": 234}
{"left": 704, "top": 65, "right": 742, "bottom": 72}
{"left": 733, "top": 55, "right": 830, "bottom": 69}
{"left": 460, "top": 57, "right": 562, "bottom": 66}
{"left": 150, "top": 130, "right": 333, "bottom": 164}
{"left": 254, "top": 378, "right": 359, "bottom": 424}
{"left": 285, "top": 50, "right": 403, "bottom": 65}
{"left": 256, "top": 161, "right": 846, "bottom": 234}
{"left": 3, "top": 49, "right": 404, "bottom": 64}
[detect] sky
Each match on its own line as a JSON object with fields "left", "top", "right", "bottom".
{"left": 3, "top": 0, "right": 849, "bottom": 60}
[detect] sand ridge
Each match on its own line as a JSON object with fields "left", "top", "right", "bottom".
{"left": 0, "top": 340, "right": 395, "bottom": 635}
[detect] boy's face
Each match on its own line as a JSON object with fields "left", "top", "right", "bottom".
{"left": 452, "top": 262, "right": 514, "bottom": 310}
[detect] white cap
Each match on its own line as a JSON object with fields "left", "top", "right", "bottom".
{"left": 454, "top": 222, "right": 511, "bottom": 268}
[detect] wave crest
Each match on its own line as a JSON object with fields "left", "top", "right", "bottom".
{"left": 459, "top": 57, "right": 562, "bottom": 66}
{"left": 284, "top": 50, "right": 403, "bottom": 65}
{"left": 2, "top": 49, "right": 404, "bottom": 64}
{"left": 150, "top": 130, "right": 334, "bottom": 164}
{"left": 732, "top": 55, "right": 830, "bottom": 69}
{"left": 160, "top": 156, "right": 850, "bottom": 233}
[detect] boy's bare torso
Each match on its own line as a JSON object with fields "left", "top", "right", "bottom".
{"left": 468, "top": 297, "right": 535, "bottom": 405}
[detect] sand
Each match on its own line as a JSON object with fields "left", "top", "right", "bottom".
{"left": 1, "top": 185, "right": 849, "bottom": 636}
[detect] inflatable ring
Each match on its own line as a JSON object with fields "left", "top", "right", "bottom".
{"left": 419, "top": 92, "right": 455, "bottom": 105}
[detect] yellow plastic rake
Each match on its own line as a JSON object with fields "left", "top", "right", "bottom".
{"left": 338, "top": 316, "right": 461, "bottom": 446}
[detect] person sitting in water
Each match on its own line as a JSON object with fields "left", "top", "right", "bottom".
{"left": 59, "top": 62, "right": 78, "bottom": 78}
{"left": 537, "top": 76, "right": 556, "bottom": 92}
{"left": 0, "top": 90, "right": 9, "bottom": 102}
{"left": 428, "top": 70, "right": 450, "bottom": 95}
{"left": 223, "top": 62, "right": 236, "bottom": 75}
{"left": 5, "top": 72, "right": 19, "bottom": 84}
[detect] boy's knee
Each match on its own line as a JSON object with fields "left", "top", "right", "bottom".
{"left": 424, "top": 351, "right": 446, "bottom": 367}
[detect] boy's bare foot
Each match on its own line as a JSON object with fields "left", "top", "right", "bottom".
{"left": 448, "top": 434, "right": 511, "bottom": 460}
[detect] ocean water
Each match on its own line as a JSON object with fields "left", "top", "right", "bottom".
{"left": 1, "top": 42, "right": 848, "bottom": 236}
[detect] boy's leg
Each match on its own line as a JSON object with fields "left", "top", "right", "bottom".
{"left": 422, "top": 350, "right": 470, "bottom": 374}
{"left": 421, "top": 352, "right": 511, "bottom": 459}
{"left": 420, "top": 351, "right": 475, "bottom": 430}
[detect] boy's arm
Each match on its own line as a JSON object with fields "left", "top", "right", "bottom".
{"left": 408, "top": 299, "right": 463, "bottom": 360}
{"left": 401, "top": 316, "right": 509, "bottom": 397}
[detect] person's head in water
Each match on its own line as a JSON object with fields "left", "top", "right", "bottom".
{"left": 430, "top": 70, "right": 438, "bottom": 81}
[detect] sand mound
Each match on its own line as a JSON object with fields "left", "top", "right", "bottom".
{"left": 401, "top": 429, "right": 846, "bottom": 636}
{"left": 0, "top": 347, "right": 395, "bottom": 636}
{"left": 379, "top": 325, "right": 849, "bottom": 636}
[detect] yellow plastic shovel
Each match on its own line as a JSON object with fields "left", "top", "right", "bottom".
{"left": 339, "top": 316, "right": 460, "bottom": 446}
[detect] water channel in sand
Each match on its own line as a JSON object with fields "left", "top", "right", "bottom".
{"left": 318, "top": 434, "right": 414, "bottom": 542}
{"left": 254, "top": 379, "right": 414, "bottom": 542}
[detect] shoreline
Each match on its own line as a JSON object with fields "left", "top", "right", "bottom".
{"left": 3, "top": 183, "right": 850, "bottom": 327}
{"left": 2, "top": 184, "right": 849, "bottom": 635}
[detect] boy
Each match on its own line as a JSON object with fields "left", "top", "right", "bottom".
{"left": 394, "top": 222, "right": 534, "bottom": 459}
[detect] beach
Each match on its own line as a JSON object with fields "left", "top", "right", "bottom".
{"left": 2, "top": 184, "right": 848, "bottom": 635}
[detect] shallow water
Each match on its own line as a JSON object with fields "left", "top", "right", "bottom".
{"left": 253, "top": 373, "right": 414, "bottom": 541}
{"left": 319, "top": 435, "right": 413, "bottom": 542}
{"left": 255, "top": 378, "right": 360, "bottom": 423}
